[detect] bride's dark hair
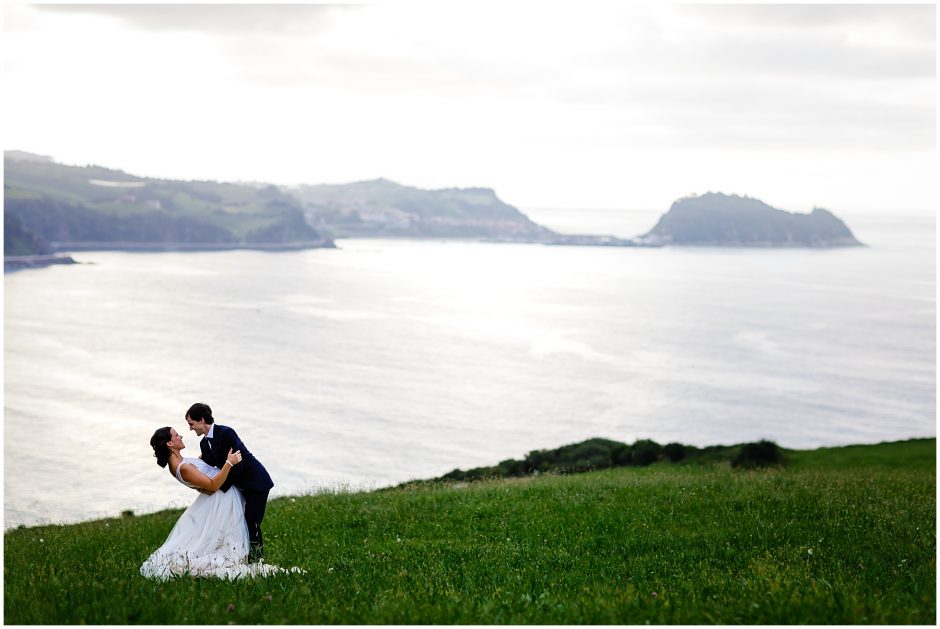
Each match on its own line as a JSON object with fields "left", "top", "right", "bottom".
{"left": 150, "top": 427, "right": 173, "bottom": 468}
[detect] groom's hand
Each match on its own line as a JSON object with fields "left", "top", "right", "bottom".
{"left": 225, "top": 448, "right": 243, "bottom": 467}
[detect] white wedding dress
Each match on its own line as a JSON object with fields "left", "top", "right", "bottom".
{"left": 140, "top": 458, "right": 300, "bottom": 580}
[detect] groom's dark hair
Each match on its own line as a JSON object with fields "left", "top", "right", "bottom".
{"left": 186, "top": 402, "right": 214, "bottom": 424}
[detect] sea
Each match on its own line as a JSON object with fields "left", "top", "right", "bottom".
{"left": 3, "top": 208, "right": 935, "bottom": 528}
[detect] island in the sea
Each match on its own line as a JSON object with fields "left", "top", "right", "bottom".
{"left": 637, "top": 192, "right": 862, "bottom": 247}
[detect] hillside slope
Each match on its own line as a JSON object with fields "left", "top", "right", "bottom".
{"left": 4, "top": 438, "right": 933, "bottom": 624}
{"left": 5, "top": 151, "right": 649, "bottom": 249}
{"left": 4, "top": 152, "right": 332, "bottom": 250}
{"left": 293, "top": 178, "right": 557, "bottom": 240}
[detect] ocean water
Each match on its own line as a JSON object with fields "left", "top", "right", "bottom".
{"left": 4, "top": 209, "right": 935, "bottom": 528}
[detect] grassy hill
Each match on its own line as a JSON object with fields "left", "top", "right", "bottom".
{"left": 5, "top": 152, "right": 650, "bottom": 250}
{"left": 4, "top": 153, "right": 331, "bottom": 250}
{"left": 3, "top": 152, "right": 558, "bottom": 250}
{"left": 3, "top": 438, "right": 935, "bottom": 624}
{"left": 294, "top": 178, "right": 556, "bottom": 240}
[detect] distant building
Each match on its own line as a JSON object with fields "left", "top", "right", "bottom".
{"left": 89, "top": 179, "right": 147, "bottom": 188}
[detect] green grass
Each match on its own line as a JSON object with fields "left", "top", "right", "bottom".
{"left": 4, "top": 438, "right": 935, "bottom": 624}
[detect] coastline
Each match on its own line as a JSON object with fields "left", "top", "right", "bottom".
{"left": 5, "top": 240, "right": 337, "bottom": 271}
{"left": 4, "top": 253, "right": 78, "bottom": 272}
{"left": 5, "top": 435, "right": 934, "bottom": 532}
{"left": 46, "top": 239, "right": 336, "bottom": 252}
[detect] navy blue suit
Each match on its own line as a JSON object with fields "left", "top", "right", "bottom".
{"left": 200, "top": 424, "right": 273, "bottom": 561}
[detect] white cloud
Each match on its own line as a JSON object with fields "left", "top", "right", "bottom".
{"left": 3, "top": 1, "right": 935, "bottom": 212}
{"left": 35, "top": 3, "right": 347, "bottom": 35}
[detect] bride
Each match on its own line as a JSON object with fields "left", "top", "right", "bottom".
{"left": 140, "top": 426, "right": 299, "bottom": 580}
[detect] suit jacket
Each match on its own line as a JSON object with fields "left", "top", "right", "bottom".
{"left": 200, "top": 424, "right": 274, "bottom": 493}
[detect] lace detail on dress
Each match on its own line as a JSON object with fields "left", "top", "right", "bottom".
{"left": 174, "top": 458, "right": 216, "bottom": 491}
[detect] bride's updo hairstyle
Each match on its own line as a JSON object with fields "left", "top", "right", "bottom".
{"left": 150, "top": 426, "right": 173, "bottom": 468}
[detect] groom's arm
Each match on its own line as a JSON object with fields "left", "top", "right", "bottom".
{"left": 215, "top": 427, "right": 240, "bottom": 467}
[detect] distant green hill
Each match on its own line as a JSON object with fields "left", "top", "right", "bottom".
{"left": 4, "top": 152, "right": 332, "bottom": 252}
{"left": 294, "top": 178, "right": 557, "bottom": 240}
{"left": 640, "top": 192, "right": 861, "bottom": 247}
{"left": 5, "top": 151, "right": 650, "bottom": 251}
{"left": 3, "top": 152, "right": 559, "bottom": 249}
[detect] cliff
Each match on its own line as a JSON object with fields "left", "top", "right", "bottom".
{"left": 4, "top": 152, "right": 334, "bottom": 251}
{"left": 640, "top": 193, "right": 862, "bottom": 247}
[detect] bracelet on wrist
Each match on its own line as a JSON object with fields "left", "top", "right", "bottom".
{"left": 225, "top": 460, "right": 233, "bottom": 467}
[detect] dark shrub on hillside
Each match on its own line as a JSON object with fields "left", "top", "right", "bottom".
{"left": 521, "top": 438, "right": 626, "bottom": 474}
{"left": 566, "top": 441, "right": 615, "bottom": 471}
{"left": 612, "top": 444, "right": 633, "bottom": 465}
{"left": 497, "top": 458, "right": 525, "bottom": 477}
{"left": 441, "top": 468, "right": 467, "bottom": 481}
{"left": 631, "top": 439, "right": 662, "bottom": 466}
{"left": 581, "top": 454, "right": 610, "bottom": 472}
{"left": 732, "top": 440, "right": 786, "bottom": 469}
{"left": 522, "top": 449, "right": 546, "bottom": 473}
{"left": 664, "top": 442, "right": 688, "bottom": 462}
{"left": 434, "top": 437, "right": 701, "bottom": 484}
{"left": 463, "top": 467, "right": 493, "bottom": 481}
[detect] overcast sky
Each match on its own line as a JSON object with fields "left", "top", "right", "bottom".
{"left": 3, "top": 1, "right": 936, "bottom": 214}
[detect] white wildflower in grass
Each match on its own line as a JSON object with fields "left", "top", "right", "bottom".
{"left": 39, "top": 538, "right": 44, "bottom": 543}
{"left": 396, "top": 536, "right": 402, "bottom": 543}
{"left": 807, "top": 548, "right": 813, "bottom": 555}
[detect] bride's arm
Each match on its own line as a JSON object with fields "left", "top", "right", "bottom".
{"left": 180, "top": 448, "right": 242, "bottom": 494}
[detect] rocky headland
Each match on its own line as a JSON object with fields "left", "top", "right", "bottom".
{"left": 638, "top": 192, "right": 862, "bottom": 247}
{"left": 4, "top": 151, "right": 336, "bottom": 263}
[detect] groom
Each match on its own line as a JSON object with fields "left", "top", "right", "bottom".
{"left": 185, "top": 402, "right": 274, "bottom": 563}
